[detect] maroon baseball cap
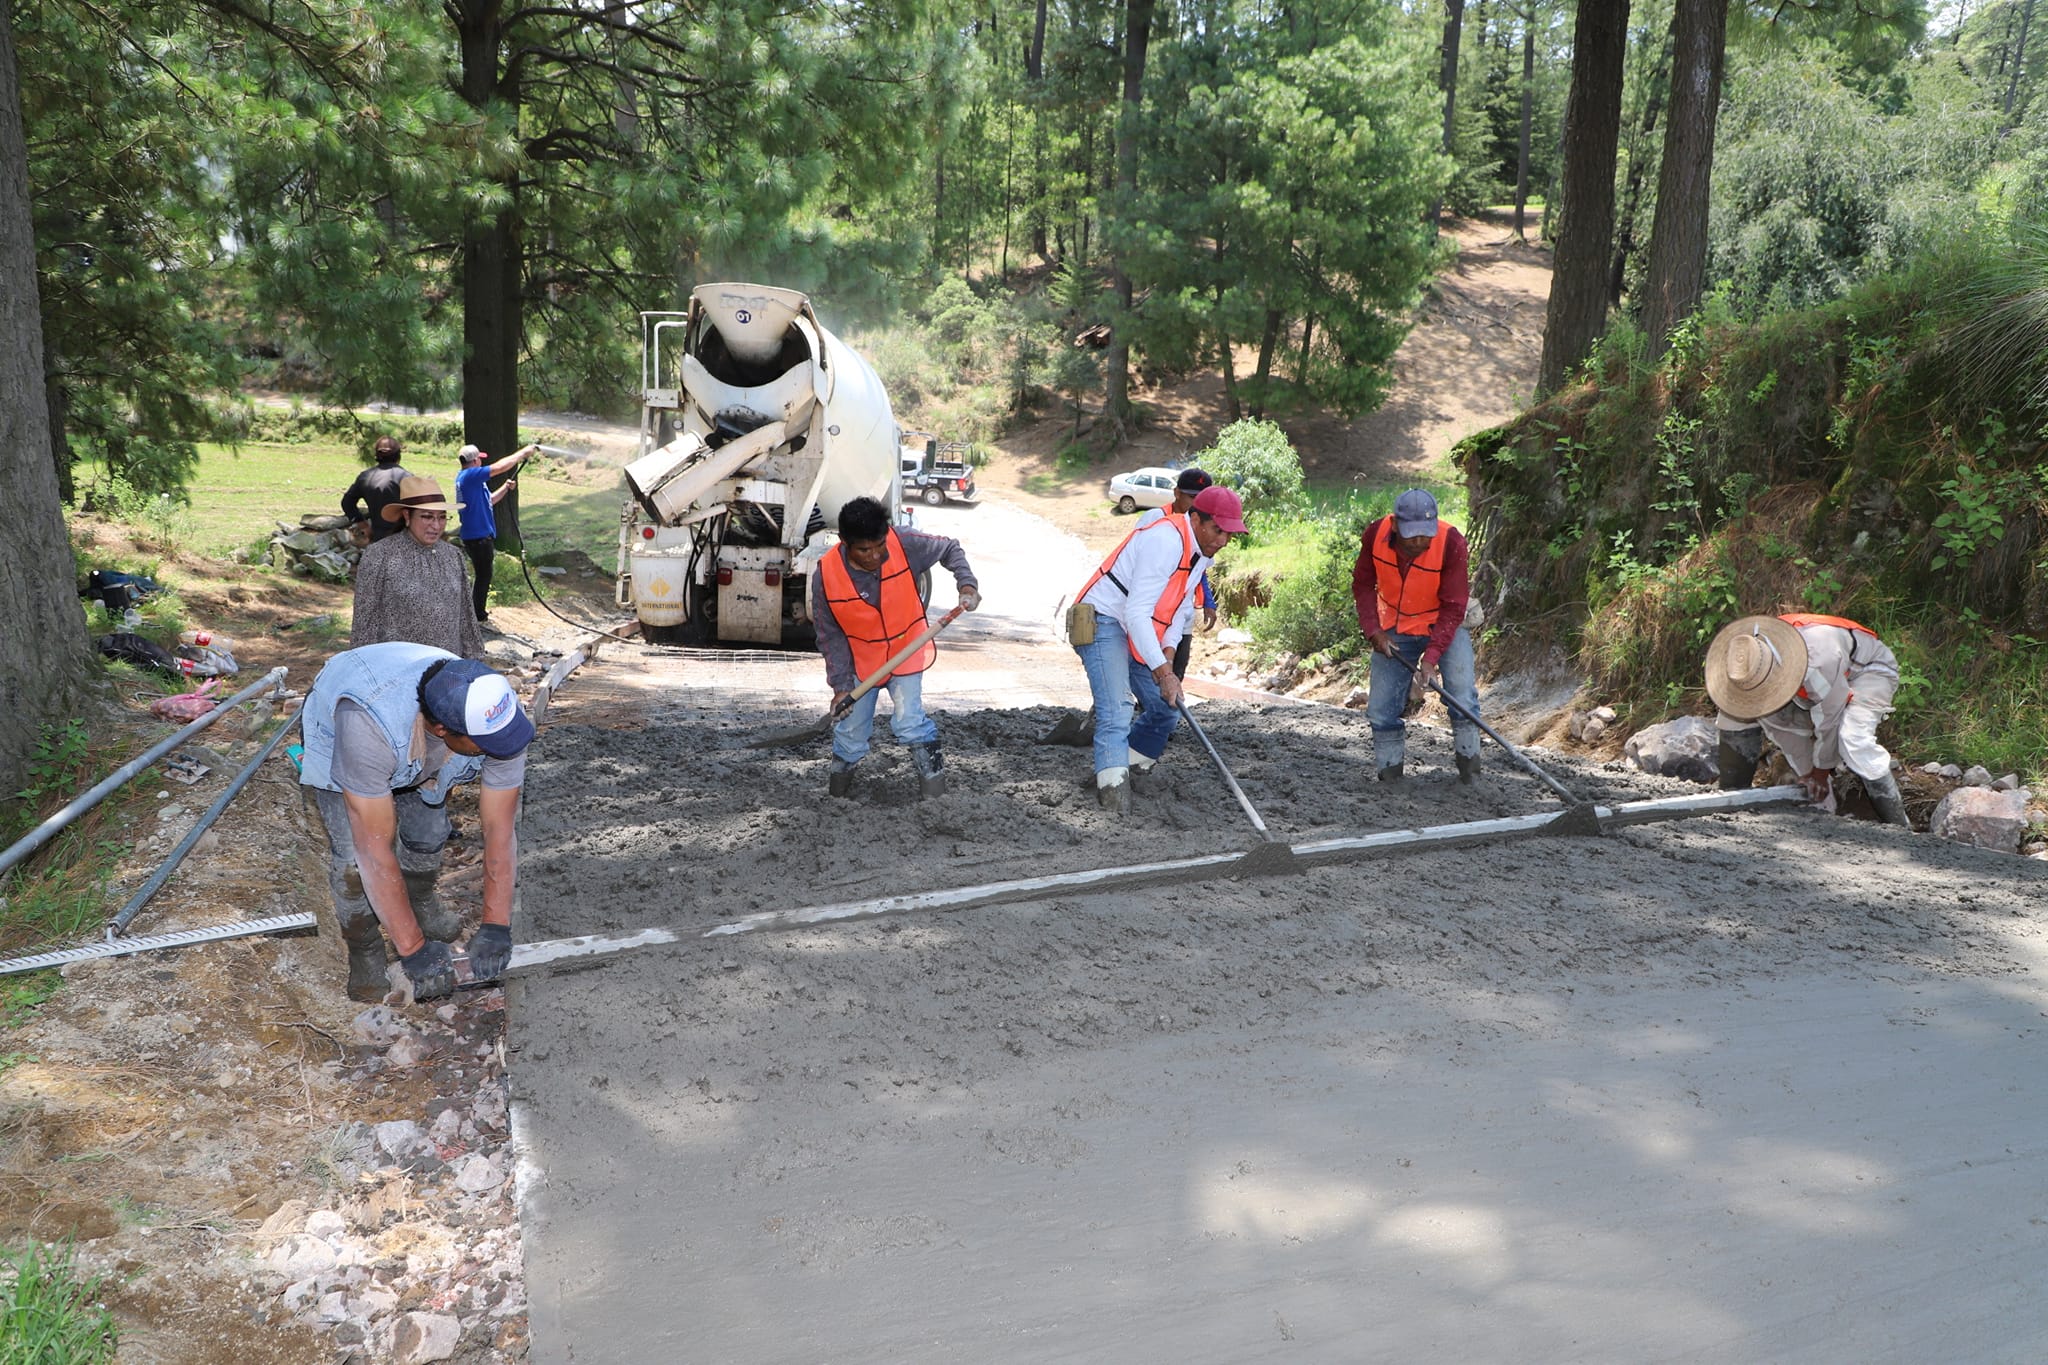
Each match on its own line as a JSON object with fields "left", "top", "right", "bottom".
{"left": 1190, "top": 485, "right": 1247, "bottom": 534}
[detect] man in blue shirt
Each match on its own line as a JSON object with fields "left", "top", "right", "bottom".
{"left": 453, "top": 442, "right": 540, "bottom": 624}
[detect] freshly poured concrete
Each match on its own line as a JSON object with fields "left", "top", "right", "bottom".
{"left": 508, "top": 697, "right": 2048, "bottom": 1363}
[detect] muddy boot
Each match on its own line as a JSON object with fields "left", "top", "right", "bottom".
{"left": 341, "top": 915, "right": 390, "bottom": 1004}
{"left": 1377, "top": 763, "right": 1404, "bottom": 783}
{"left": 909, "top": 744, "right": 946, "bottom": 799}
{"left": 1716, "top": 727, "right": 1763, "bottom": 790}
{"left": 403, "top": 869, "right": 463, "bottom": 943}
{"left": 1866, "top": 771, "right": 1912, "bottom": 829}
{"left": 1456, "top": 752, "right": 1481, "bottom": 785}
{"left": 828, "top": 757, "right": 858, "bottom": 799}
{"left": 1096, "top": 766, "right": 1130, "bottom": 815}
{"left": 1127, "top": 748, "right": 1160, "bottom": 793}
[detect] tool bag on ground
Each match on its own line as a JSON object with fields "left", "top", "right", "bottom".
{"left": 81, "top": 569, "right": 163, "bottom": 614}
{"left": 93, "top": 632, "right": 183, "bottom": 676}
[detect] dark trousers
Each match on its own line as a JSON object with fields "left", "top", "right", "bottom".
{"left": 462, "top": 536, "right": 495, "bottom": 621}
{"left": 1171, "top": 633, "right": 1191, "bottom": 680}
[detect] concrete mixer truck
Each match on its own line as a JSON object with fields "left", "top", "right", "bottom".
{"left": 616, "top": 284, "right": 903, "bottom": 647}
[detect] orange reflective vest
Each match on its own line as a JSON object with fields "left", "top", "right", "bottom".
{"left": 1778, "top": 612, "right": 1877, "bottom": 638}
{"left": 1370, "top": 516, "right": 1450, "bottom": 634}
{"left": 1076, "top": 514, "right": 1200, "bottom": 663}
{"left": 818, "top": 529, "right": 934, "bottom": 680}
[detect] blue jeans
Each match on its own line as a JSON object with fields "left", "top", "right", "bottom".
{"left": 1368, "top": 626, "right": 1480, "bottom": 768}
{"left": 1074, "top": 611, "right": 1182, "bottom": 774}
{"left": 831, "top": 671, "right": 938, "bottom": 763}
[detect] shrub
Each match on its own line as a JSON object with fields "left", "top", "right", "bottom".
{"left": 1196, "top": 419, "right": 1306, "bottom": 505}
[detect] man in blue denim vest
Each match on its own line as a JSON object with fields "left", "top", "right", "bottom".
{"left": 300, "top": 645, "right": 534, "bottom": 1001}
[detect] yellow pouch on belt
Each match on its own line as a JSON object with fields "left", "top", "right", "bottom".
{"left": 1065, "top": 602, "right": 1097, "bottom": 646}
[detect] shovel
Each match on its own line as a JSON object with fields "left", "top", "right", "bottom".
{"left": 1174, "top": 699, "right": 1303, "bottom": 877}
{"left": 748, "top": 605, "right": 966, "bottom": 749}
{"left": 1379, "top": 648, "right": 1603, "bottom": 835}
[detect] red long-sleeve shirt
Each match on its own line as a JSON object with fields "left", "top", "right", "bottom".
{"left": 1350, "top": 520, "right": 1470, "bottom": 666}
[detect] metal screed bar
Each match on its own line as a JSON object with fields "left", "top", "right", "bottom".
{"left": 0, "top": 914, "right": 318, "bottom": 976}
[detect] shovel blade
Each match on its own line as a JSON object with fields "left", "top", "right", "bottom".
{"left": 746, "top": 717, "right": 831, "bottom": 750}
{"left": 1544, "top": 802, "right": 1604, "bottom": 837}
{"left": 1229, "top": 839, "right": 1304, "bottom": 879}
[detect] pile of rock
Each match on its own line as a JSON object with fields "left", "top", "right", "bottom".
{"left": 1920, "top": 764, "right": 2038, "bottom": 856}
{"left": 1569, "top": 705, "right": 1620, "bottom": 746}
{"left": 240, "top": 513, "right": 360, "bottom": 582}
{"left": 243, "top": 1002, "right": 527, "bottom": 1363}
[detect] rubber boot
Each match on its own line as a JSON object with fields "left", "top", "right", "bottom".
{"left": 1865, "top": 771, "right": 1912, "bottom": 829}
{"left": 340, "top": 914, "right": 390, "bottom": 1004}
{"left": 1377, "top": 763, "right": 1404, "bottom": 783}
{"left": 1717, "top": 727, "right": 1763, "bottom": 790}
{"left": 1097, "top": 766, "right": 1130, "bottom": 815}
{"left": 909, "top": 744, "right": 946, "bottom": 799}
{"left": 1456, "top": 752, "right": 1481, "bottom": 785}
{"left": 1127, "top": 747, "right": 1159, "bottom": 793}
{"left": 402, "top": 868, "right": 463, "bottom": 943}
{"left": 828, "top": 757, "right": 857, "bottom": 799}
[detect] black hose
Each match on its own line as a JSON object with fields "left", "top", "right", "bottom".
{"left": 511, "top": 535, "right": 645, "bottom": 646}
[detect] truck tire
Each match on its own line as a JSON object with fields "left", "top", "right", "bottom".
{"left": 923, "top": 486, "right": 945, "bottom": 506}
{"left": 1117, "top": 495, "right": 1137, "bottom": 514}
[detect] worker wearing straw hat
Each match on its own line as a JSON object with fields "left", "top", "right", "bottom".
{"left": 1705, "top": 613, "right": 1910, "bottom": 827}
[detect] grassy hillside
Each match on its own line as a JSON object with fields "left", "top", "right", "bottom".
{"left": 1459, "top": 248, "right": 2048, "bottom": 783}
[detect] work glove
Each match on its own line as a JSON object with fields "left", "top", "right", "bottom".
{"left": 399, "top": 940, "right": 457, "bottom": 1001}
{"left": 960, "top": 586, "right": 981, "bottom": 612}
{"left": 468, "top": 924, "right": 513, "bottom": 982}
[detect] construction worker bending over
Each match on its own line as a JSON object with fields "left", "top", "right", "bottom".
{"left": 1352, "top": 489, "right": 1481, "bottom": 783}
{"left": 300, "top": 644, "right": 535, "bottom": 1002}
{"left": 1705, "top": 613, "right": 1910, "bottom": 827}
{"left": 1070, "top": 485, "right": 1247, "bottom": 813}
{"left": 814, "top": 496, "right": 979, "bottom": 800}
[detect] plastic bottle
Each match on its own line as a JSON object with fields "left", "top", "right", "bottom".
{"left": 180, "top": 630, "right": 234, "bottom": 650}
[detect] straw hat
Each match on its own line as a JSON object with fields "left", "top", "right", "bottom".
{"left": 1704, "top": 615, "right": 1808, "bottom": 720}
{"left": 381, "top": 475, "right": 458, "bottom": 522}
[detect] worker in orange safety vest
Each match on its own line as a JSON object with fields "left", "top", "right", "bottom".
{"left": 813, "top": 496, "right": 980, "bottom": 800}
{"left": 1350, "top": 488, "right": 1482, "bottom": 784}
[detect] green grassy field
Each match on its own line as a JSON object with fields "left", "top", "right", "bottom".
{"left": 85, "top": 443, "right": 625, "bottom": 569}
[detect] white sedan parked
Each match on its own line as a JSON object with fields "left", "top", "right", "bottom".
{"left": 1107, "top": 466, "right": 1180, "bottom": 514}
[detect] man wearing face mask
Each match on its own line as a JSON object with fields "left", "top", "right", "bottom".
{"left": 1705, "top": 613, "right": 1911, "bottom": 828}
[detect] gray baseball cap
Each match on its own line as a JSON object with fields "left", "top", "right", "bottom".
{"left": 1394, "top": 489, "right": 1439, "bottom": 538}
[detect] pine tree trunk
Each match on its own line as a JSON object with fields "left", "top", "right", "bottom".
{"left": 2006, "top": 0, "right": 2036, "bottom": 124}
{"left": 1103, "top": 0, "right": 1155, "bottom": 443}
{"left": 1028, "top": 0, "right": 1049, "bottom": 261}
{"left": 1431, "top": 0, "right": 1467, "bottom": 230}
{"left": 1536, "top": 0, "right": 1631, "bottom": 397}
{"left": 1515, "top": 9, "right": 1534, "bottom": 238}
{"left": 1639, "top": 0, "right": 1728, "bottom": 358}
{"left": 0, "top": 0, "right": 91, "bottom": 794}
{"left": 1252, "top": 308, "right": 1282, "bottom": 419}
{"left": 456, "top": 1, "right": 525, "bottom": 546}
{"left": 1609, "top": 21, "right": 1673, "bottom": 306}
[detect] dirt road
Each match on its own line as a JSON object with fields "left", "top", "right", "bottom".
{"left": 508, "top": 622, "right": 2048, "bottom": 1361}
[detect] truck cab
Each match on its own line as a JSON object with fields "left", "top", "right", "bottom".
{"left": 898, "top": 432, "right": 978, "bottom": 507}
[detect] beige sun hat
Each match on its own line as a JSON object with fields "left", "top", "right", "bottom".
{"left": 380, "top": 475, "right": 458, "bottom": 522}
{"left": 1704, "top": 615, "right": 1809, "bottom": 720}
